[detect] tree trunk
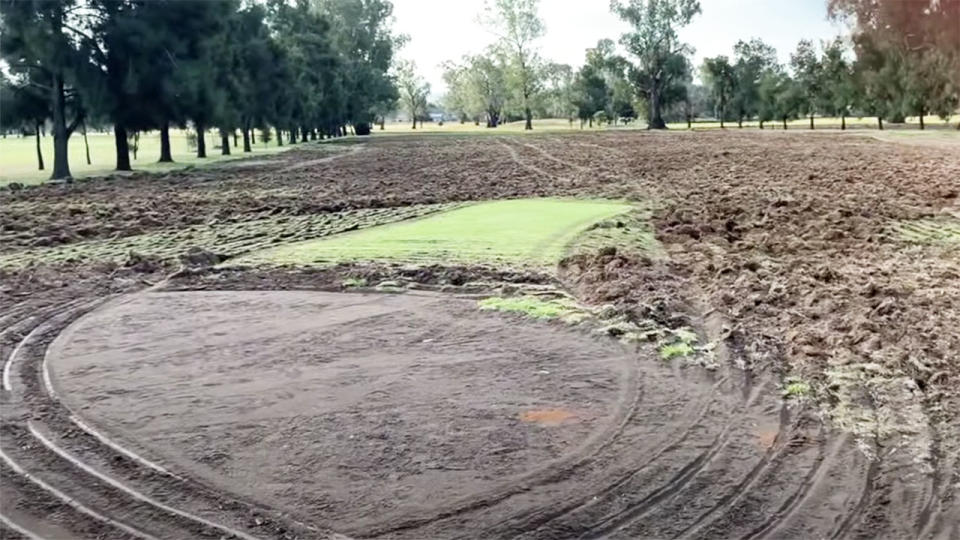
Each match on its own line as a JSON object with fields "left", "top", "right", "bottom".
{"left": 687, "top": 115, "right": 691, "bottom": 129}
{"left": 809, "top": 114, "right": 814, "bottom": 130}
{"left": 759, "top": 119, "right": 764, "bottom": 130}
{"left": 158, "top": 121, "right": 173, "bottom": 162}
{"left": 276, "top": 127, "right": 283, "bottom": 147}
{"left": 782, "top": 117, "right": 788, "bottom": 130}
{"left": 35, "top": 123, "right": 45, "bottom": 171}
{"left": 589, "top": 117, "right": 593, "bottom": 128}
{"left": 251, "top": 128, "right": 256, "bottom": 145}
{"left": 841, "top": 114, "right": 846, "bottom": 131}
{"left": 877, "top": 116, "right": 884, "bottom": 130}
{"left": 196, "top": 124, "right": 207, "bottom": 158}
{"left": 233, "top": 130, "right": 238, "bottom": 147}
{"left": 380, "top": 117, "right": 385, "bottom": 130}
{"left": 737, "top": 115, "right": 743, "bottom": 128}
{"left": 242, "top": 125, "right": 252, "bottom": 153}
{"left": 50, "top": 72, "right": 72, "bottom": 180}
{"left": 720, "top": 107, "right": 725, "bottom": 129}
{"left": 310, "top": 129, "right": 317, "bottom": 141}
{"left": 114, "top": 124, "right": 131, "bottom": 171}
{"left": 82, "top": 120, "right": 92, "bottom": 164}
{"left": 220, "top": 129, "right": 231, "bottom": 155}
{"left": 648, "top": 86, "right": 667, "bottom": 129}
{"left": 524, "top": 107, "right": 533, "bottom": 130}
{"left": 919, "top": 107, "right": 925, "bottom": 130}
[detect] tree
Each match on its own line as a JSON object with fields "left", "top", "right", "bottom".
{"left": 701, "top": 56, "right": 735, "bottom": 128}
{"left": 572, "top": 63, "right": 608, "bottom": 128}
{"left": 1, "top": 0, "right": 85, "bottom": 179}
{"left": 732, "top": 38, "right": 778, "bottom": 128}
{"left": 540, "top": 63, "right": 577, "bottom": 120}
{"left": 820, "top": 37, "right": 854, "bottom": 130}
{"left": 611, "top": 0, "right": 701, "bottom": 129}
{"left": 830, "top": 0, "right": 960, "bottom": 129}
{"left": 903, "top": 49, "right": 957, "bottom": 130}
{"left": 1, "top": 77, "right": 50, "bottom": 170}
{"left": 395, "top": 60, "right": 430, "bottom": 129}
{"left": 790, "top": 40, "right": 824, "bottom": 129}
{"left": 316, "top": 0, "right": 403, "bottom": 134}
{"left": 482, "top": 0, "right": 545, "bottom": 130}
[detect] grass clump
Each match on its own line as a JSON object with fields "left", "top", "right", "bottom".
{"left": 478, "top": 296, "right": 577, "bottom": 320}
{"left": 782, "top": 377, "right": 812, "bottom": 399}
{"left": 342, "top": 277, "right": 367, "bottom": 288}
{"left": 659, "top": 342, "right": 695, "bottom": 360}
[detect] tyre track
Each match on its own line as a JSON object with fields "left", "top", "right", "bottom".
{"left": 572, "top": 377, "right": 776, "bottom": 540}
{"left": 0, "top": 296, "right": 329, "bottom": 540}
{"left": 477, "top": 375, "right": 730, "bottom": 538}
{"left": 0, "top": 442, "right": 157, "bottom": 540}
{"left": 27, "top": 421, "right": 260, "bottom": 540}
{"left": 671, "top": 405, "right": 795, "bottom": 540}
{"left": 743, "top": 433, "right": 850, "bottom": 540}
{"left": 353, "top": 333, "right": 645, "bottom": 537}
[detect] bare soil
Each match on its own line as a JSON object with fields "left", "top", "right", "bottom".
{"left": 2, "top": 131, "right": 958, "bottom": 539}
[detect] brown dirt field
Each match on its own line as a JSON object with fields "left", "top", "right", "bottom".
{"left": 1, "top": 131, "right": 958, "bottom": 539}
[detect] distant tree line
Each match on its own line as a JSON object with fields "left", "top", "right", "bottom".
{"left": 440, "top": 0, "right": 959, "bottom": 132}
{"left": 1, "top": 0, "right": 403, "bottom": 180}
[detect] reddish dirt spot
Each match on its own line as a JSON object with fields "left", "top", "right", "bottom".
{"left": 521, "top": 409, "right": 578, "bottom": 426}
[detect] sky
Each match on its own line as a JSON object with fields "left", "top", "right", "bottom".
{"left": 391, "top": 0, "right": 848, "bottom": 93}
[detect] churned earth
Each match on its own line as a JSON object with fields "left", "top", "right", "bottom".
{"left": 1, "top": 130, "right": 958, "bottom": 540}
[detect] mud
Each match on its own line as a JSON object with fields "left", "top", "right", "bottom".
{"left": 2, "top": 131, "right": 959, "bottom": 538}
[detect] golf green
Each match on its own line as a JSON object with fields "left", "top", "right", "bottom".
{"left": 239, "top": 198, "right": 633, "bottom": 267}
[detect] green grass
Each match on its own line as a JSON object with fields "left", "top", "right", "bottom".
{"left": 237, "top": 198, "right": 634, "bottom": 268}
{"left": 0, "top": 129, "right": 292, "bottom": 185}
{"left": 782, "top": 378, "right": 812, "bottom": 399}
{"left": 658, "top": 341, "right": 695, "bottom": 360}
{"left": 895, "top": 218, "right": 960, "bottom": 245}
{"left": 478, "top": 296, "right": 577, "bottom": 320}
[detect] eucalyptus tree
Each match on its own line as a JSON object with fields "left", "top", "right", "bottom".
{"left": 820, "top": 38, "right": 855, "bottom": 130}
{"left": 482, "top": 0, "right": 545, "bottom": 130}
{"left": 790, "top": 40, "right": 824, "bottom": 129}
{"left": 611, "top": 0, "right": 700, "bottom": 129}
{"left": 395, "top": 60, "right": 430, "bottom": 129}
{"left": 701, "top": 56, "right": 735, "bottom": 127}
{"left": 731, "top": 38, "right": 778, "bottom": 127}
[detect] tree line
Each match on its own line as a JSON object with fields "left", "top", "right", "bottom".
{"left": 436, "top": 0, "right": 959, "bottom": 132}
{"left": 1, "top": 0, "right": 402, "bottom": 180}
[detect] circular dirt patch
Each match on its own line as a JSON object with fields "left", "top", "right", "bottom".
{"left": 47, "top": 291, "right": 635, "bottom": 533}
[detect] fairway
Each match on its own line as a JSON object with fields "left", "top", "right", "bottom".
{"left": 239, "top": 198, "right": 633, "bottom": 267}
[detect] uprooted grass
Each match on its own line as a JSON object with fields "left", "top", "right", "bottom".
{"left": 478, "top": 295, "right": 582, "bottom": 321}
{"left": 0, "top": 203, "right": 459, "bottom": 269}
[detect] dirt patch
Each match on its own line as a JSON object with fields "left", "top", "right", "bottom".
{"left": 45, "top": 290, "right": 636, "bottom": 534}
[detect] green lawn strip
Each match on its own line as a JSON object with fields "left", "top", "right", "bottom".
{"left": 237, "top": 198, "right": 634, "bottom": 268}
